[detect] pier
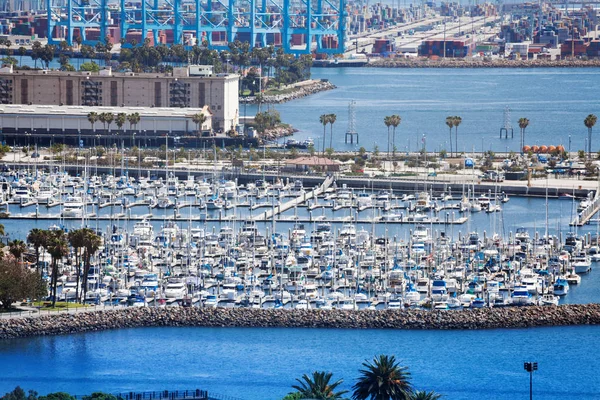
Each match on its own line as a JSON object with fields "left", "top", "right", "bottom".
{"left": 253, "top": 175, "right": 334, "bottom": 221}
{"left": 571, "top": 191, "right": 600, "bottom": 226}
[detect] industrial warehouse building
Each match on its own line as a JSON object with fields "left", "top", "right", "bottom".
{"left": 0, "top": 104, "right": 214, "bottom": 147}
{"left": 0, "top": 64, "right": 239, "bottom": 132}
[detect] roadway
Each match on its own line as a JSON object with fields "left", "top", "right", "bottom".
{"left": 346, "top": 14, "right": 502, "bottom": 56}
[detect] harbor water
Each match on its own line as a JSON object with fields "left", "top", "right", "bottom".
{"left": 249, "top": 67, "right": 600, "bottom": 153}
{"left": 1, "top": 325, "right": 600, "bottom": 399}
{"left": 3, "top": 66, "right": 600, "bottom": 398}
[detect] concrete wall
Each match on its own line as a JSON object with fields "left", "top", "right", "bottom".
{"left": 0, "top": 70, "right": 238, "bottom": 131}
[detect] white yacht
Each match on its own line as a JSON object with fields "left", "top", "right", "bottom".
{"left": 62, "top": 196, "right": 84, "bottom": 218}
{"left": 164, "top": 280, "right": 187, "bottom": 299}
{"left": 572, "top": 253, "right": 591, "bottom": 274}
{"left": 36, "top": 186, "right": 56, "bottom": 204}
{"left": 12, "top": 186, "right": 31, "bottom": 202}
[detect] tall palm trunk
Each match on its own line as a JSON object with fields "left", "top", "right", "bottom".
{"left": 387, "top": 126, "right": 391, "bottom": 158}
{"left": 449, "top": 127, "right": 453, "bottom": 157}
{"left": 589, "top": 127, "right": 593, "bottom": 159}
{"left": 51, "top": 259, "right": 58, "bottom": 307}
{"left": 322, "top": 125, "right": 326, "bottom": 156}
{"left": 455, "top": 127, "right": 459, "bottom": 156}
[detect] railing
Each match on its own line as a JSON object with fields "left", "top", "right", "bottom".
{"left": 72, "top": 390, "right": 244, "bottom": 400}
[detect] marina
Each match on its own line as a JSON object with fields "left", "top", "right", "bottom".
{"left": 1, "top": 163, "right": 600, "bottom": 311}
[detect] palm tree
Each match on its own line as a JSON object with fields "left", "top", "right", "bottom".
{"left": 410, "top": 391, "right": 442, "bottom": 400}
{"left": 116, "top": 112, "right": 127, "bottom": 133}
{"left": 518, "top": 118, "right": 530, "bottom": 155}
{"left": 328, "top": 113, "right": 337, "bottom": 152}
{"left": 452, "top": 116, "right": 462, "bottom": 156}
{"left": 99, "top": 112, "right": 114, "bottom": 136}
{"left": 27, "top": 228, "right": 46, "bottom": 276}
{"left": 319, "top": 114, "right": 329, "bottom": 156}
{"left": 390, "top": 114, "right": 401, "bottom": 156}
{"left": 352, "top": 354, "right": 413, "bottom": 400}
{"left": 127, "top": 112, "right": 141, "bottom": 132}
{"left": 46, "top": 230, "right": 69, "bottom": 307}
{"left": 82, "top": 229, "right": 102, "bottom": 300}
{"left": 68, "top": 229, "right": 87, "bottom": 302}
{"left": 445, "top": 116, "right": 454, "bottom": 157}
{"left": 192, "top": 113, "right": 207, "bottom": 135}
{"left": 8, "top": 239, "right": 27, "bottom": 263}
{"left": 291, "top": 371, "right": 348, "bottom": 400}
{"left": 87, "top": 112, "right": 99, "bottom": 133}
{"left": 584, "top": 114, "right": 597, "bottom": 159}
{"left": 384, "top": 116, "right": 392, "bottom": 159}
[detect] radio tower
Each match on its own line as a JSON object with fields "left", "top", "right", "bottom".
{"left": 345, "top": 100, "right": 358, "bottom": 144}
{"left": 500, "top": 105, "right": 513, "bottom": 139}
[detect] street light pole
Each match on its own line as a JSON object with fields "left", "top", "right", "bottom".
{"left": 524, "top": 362, "right": 538, "bottom": 400}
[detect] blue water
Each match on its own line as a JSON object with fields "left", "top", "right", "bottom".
{"left": 0, "top": 326, "right": 599, "bottom": 399}
{"left": 246, "top": 68, "right": 600, "bottom": 153}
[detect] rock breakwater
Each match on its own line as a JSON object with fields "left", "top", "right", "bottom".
{"left": 2, "top": 304, "right": 600, "bottom": 339}
{"left": 369, "top": 58, "right": 600, "bottom": 68}
{"left": 241, "top": 80, "right": 336, "bottom": 104}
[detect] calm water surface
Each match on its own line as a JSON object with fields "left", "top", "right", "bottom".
{"left": 247, "top": 68, "right": 600, "bottom": 153}
{"left": 0, "top": 326, "right": 599, "bottom": 399}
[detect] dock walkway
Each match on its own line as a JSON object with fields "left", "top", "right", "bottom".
{"left": 253, "top": 175, "right": 334, "bottom": 221}
{"left": 571, "top": 190, "right": 600, "bottom": 226}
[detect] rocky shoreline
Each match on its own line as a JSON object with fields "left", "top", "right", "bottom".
{"left": 241, "top": 80, "right": 336, "bottom": 104}
{"left": 2, "top": 304, "right": 600, "bottom": 339}
{"left": 368, "top": 58, "right": 600, "bottom": 68}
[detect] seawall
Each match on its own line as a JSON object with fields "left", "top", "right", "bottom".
{"left": 2, "top": 305, "right": 600, "bottom": 339}
{"left": 368, "top": 59, "right": 600, "bottom": 68}
{"left": 240, "top": 80, "right": 336, "bottom": 104}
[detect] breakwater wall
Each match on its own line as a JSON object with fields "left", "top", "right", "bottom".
{"left": 368, "top": 59, "right": 600, "bottom": 69}
{"left": 2, "top": 305, "right": 600, "bottom": 339}
{"left": 240, "top": 80, "right": 336, "bottom": 104}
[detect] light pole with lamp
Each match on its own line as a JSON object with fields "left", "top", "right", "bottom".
{"left": 523, "top": 362, "right": 538, "bottom": 400}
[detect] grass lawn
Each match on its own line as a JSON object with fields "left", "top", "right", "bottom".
{"left": 32, "top": 301, "right": 88, "bottom": 310}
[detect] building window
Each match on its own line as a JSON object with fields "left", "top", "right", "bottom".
{"left": 154, "top": 82, "right": 162, "bottom": 107}
{"left": 198, "top": 82, "right": 205, "bottom": 106}
{"left": 66, "top": 80, "right": 73, "bottom": 105}
{"left": 110, "top": 81, "right": 118, "bottom": 106}
{"left": 0, "top": 78, "right": 13, "bottom": 104}
{"left": 81, "top": 80, "right": 102, "bottom": 106}
{"left": 20, "top": 79, "right": 28, "bottom": 104}
{"left": 169, "top": 81, "right": 190, "bottom": 108}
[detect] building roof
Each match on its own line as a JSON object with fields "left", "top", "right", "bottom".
{"left": 286, "top": 156, "right": 339, "bottom": 166}
{"left": 0, "top": 104, "right": 212, "bottom": 118}
{"left": 0, "top": 65, "right": 238, "bottom": 81}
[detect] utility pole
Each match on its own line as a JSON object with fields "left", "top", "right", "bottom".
{"left": 524, "top": 362, "right": 538, "bottom": 400}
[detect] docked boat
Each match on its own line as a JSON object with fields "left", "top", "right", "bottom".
{"left": 539, "top": 294, "right": 559, "bottom": 306}
{"left": 572, "top": 253, "right": 591, "bottom": 274}
{"left": 553, "top": 278, "right": 570, "bottom": 296}
{"left": 164, "top": 280, "right": 187, "bottom": 299}
{"left": 62, "top": 196, "right": 84, "bottom": 218}
{"left": 511, "top": 286, "right": 533, "bottom": 305}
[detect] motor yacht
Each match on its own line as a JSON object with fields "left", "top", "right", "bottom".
{"left": 62, "top": 196, "right": 84, "bottom": 218}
